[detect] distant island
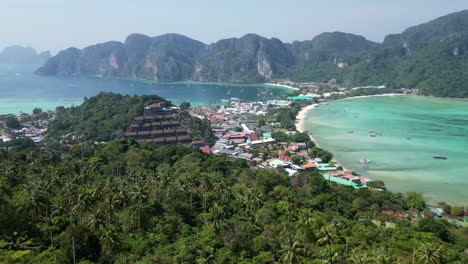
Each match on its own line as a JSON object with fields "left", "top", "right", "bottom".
{"left": 0, "top": 46, "right": 50, "bottom": 65}
{"left": 36, "top": 10, "right": 468, "bottom": 97}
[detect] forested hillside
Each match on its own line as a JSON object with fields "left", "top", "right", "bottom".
{"left": 37, "top": 10, "right": 468, "bottom": 97}
{"left": 0, "top": 141, "right": 467, "bottom": 263}
{"left": 47, "top": 93, "right": 168, "bottom": 141}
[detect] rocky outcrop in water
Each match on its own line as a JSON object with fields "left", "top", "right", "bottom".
{"left": 0, "top": 46, "right": 50, "bottom": 64}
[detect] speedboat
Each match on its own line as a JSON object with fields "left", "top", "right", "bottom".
{"left": 360, "top": 158, "right": 371, "bottom": 164}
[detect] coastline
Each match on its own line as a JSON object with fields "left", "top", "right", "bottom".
{"left": 90, "top": 75, "right": 299, "bottom": 91}
{"left": 295, "top": 103, "right": 320, "bottom": 146}
{"left": 339, "top": 93, "right": 405, "bottom": 101}
{"left": 295, "top": 93, "right": 407, "bottom": 137}
{"left": 295, "top": 94, "right": 408, "bottom": 170}
{"left": 264, "top": 83, "right": 299, "bottom": 91}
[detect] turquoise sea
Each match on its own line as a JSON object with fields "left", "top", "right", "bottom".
{"left": 0, "top": 64, "right": 290, "bottom": 115}
{"left": 303, "top": 96, "right": 468, "bottom": 205}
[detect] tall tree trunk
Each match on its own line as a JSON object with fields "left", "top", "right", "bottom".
{"left": 72, "top": 235, "right": 76, "bottom": 264}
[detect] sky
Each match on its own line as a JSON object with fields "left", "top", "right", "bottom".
{"left": 1, "top": 0, "right": 467, "bottom": 54}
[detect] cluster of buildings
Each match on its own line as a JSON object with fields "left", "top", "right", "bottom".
{"left": 188, "top": 98, "right": 376, "bottom": 189}
{"left": 0, "top": 116, "right": 48, "bottom": 145}
{"left": 190, "top": 100, "right": 268, "bottom": 130}
{"left": 123, "top": 102, "right": 203, "bottom": 146}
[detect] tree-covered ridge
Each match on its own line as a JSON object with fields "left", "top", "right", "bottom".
{"left": 47, "top": 92, "right": 168, "bottom": 141}
{"left": 37, "top": 10, "right": 468, "bottom": 97}
{"left": 0, "top": 140, "right": 467, "bottom": 263}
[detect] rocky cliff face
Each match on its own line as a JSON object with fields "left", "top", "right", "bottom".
{"left": 192, "top": 34, "right": 294, "bottom": 82}
{"left": 36, "top": 10, "right": 468, "bottom": 97}
{"left": 36, "top": 34, "right": 205, "bottom": 81}
{"left": 0, "top": 46, "right": 51, "bottom": 64}
{"left": 37, "top": 32, "right": 360, "bottom": 83}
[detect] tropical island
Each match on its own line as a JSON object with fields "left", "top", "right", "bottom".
{"left": 0, "top": 92, "right": 467, "bottom": 263}
{"left": 1, "top": 6, "right": 468, "bottom": 264}
{"left": 37, "top": 10, "right": 468, "bottom": 97}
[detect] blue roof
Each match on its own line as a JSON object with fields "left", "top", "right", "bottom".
{"left": 287, "top": 95, "right": 312, "bottom": 100}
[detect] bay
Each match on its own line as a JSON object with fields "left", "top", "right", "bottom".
{"left": 0, "top": 64, "right": 290, "bottom": 114}
{"left": 303, "top": 95, "right": 468, "bottom": 204}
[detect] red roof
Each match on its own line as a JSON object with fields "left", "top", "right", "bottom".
{"left": 303, "top": 163, "right": 316, "bottom": 169}
{"left": 200, "top": 146, "right": 211, "bottom": 155}
{"left": 192, "top": 140, "right": 205, "bottom": 146}
{"left": 146, "top": 102, "right": 165, "bottom": 109}
{"left": 278, "top": 153, "right": 292, "bottom": 162}
{"left": 150, "top": 130, "right": 163, "bottom": 135}
{"left": 251, "top": 134, "right": 258, "bottom": 141}
{"left": 178, "top": 135, "right": 191, "bottom": 142}
{"left": 138, "top": 131, "right": 150, "bottom": 136}
{"left": 124, "top": 132, "right": 138, "bottom": 137}
{"left": 165, "top": 136, "right": 177, "bottom": 142}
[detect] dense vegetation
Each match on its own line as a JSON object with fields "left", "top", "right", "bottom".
{"left": 47, "top": 93, "right": 168, "bottom": 141}
{"left": 0, "top": 140, "right": 467, "bottom": 263}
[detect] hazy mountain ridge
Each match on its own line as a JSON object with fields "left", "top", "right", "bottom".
{"left": 0, "top": 46, "right": 50, "bottom": 64}
{"left": 36, "top": 10, "right": 468, "bottom": 97}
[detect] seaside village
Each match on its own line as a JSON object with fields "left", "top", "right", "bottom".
{"left": 117, "top": 93, "right": 379, "bottom": 191}
{"left": 187, "top": 97, "right": 374, "bottom": 190}
{"left": 0, "top": 81, "right": 416, "bottom": 193}
{"left": 1, "top": 83, "right": 464, "bottom": 223}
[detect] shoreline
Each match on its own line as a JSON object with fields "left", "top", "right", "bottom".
{"left": 295, "top": 103, "right": 320, "bottom": 146}
{"left": 294, "top": 94, "right": 409, "bottom": 173}
{"left": 340, "top": 93, "right": 406, "bottom": 101}
{"left": 264, "top": 83, "right": 299, "bottom": 91}
{"left": 89, "top": 75, "right": 299, "bottom": 91}
{"left": 294, "top": 93, "right": 468, "bottom": 205}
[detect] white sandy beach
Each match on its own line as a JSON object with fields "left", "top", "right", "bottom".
{"left": 295, "top": 93, "right": 408, "bottom": 168}
{"left": 264, "top": 83, "right": 299, "bottom": 91}
{"left": 295, "top": 103, "right": 321, "bottom": 147}
{"left": 296, "top": 94, "right": 406, "bottom": 135}
{"left": 340, "top": 93, "right": 405, "bottom": 101}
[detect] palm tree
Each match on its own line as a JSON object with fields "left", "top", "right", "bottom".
{"left": 23, "top": 179, "right": 49, "bottom": 222}
{"left": 319, "top": 245, "right": 344, "bottom": 264}
{"left": 72, "top": 192, "right": 91, "bottom": 224}
{"left": 317, "top": 226, "right": 338, "bottom": 246}
{"left": 299, "top": 209, "right": 315, "bottom": 255}
{"left": 86, "top": 208, "right": 106, "bottom": 231}
{"left": 373, "top": 248, "right": 394, "bottom": 264}
{"left": 207, "top": 202, "right": 224, "bottom": 232}
{"left": 99, "top": 225, "right": 121, "bottom": 260}
{"left": 196, "top": 246, "right": 214, "bottom": 264}
{"left": 347, "top": 249, "right": 374, "bottom": 264}
{"left": 0, "top": 176, "right": 11, "bottom": 208}
{"left": 279, "top": 238, "right": 304, "bottom": 264}
{"left": 415, "top": 243, "right": 444, "bottom": 264}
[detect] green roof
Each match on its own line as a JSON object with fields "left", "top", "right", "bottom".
{"left": 262, "top": 133, "right": 272, "bottom": 140}
{"left": 269, "top": 159, "right": 286, "bottom": 168}
{"left": 316, "top": 163, "right": 337, "bottom": 171}
{"left": 287, "top": 95, "right": 312, "bottom": 100}
{"left": 322, "top": 174, "right": 363, "bottom": 189}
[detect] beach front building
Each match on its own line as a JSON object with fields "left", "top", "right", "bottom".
{"left": 266, "top": 100, "right": 291, "bottom": 107}
{"left": 302, "top": 163, "right": 316, "bottom": 171}
{"left": 287, "top": 95, "right": 313, "bottom": 101}
{"left": 322, "top": 174, "right": 364, "bottom": 189}
{"left": 315, "top": 163, "right": 337, "bottom": 172}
